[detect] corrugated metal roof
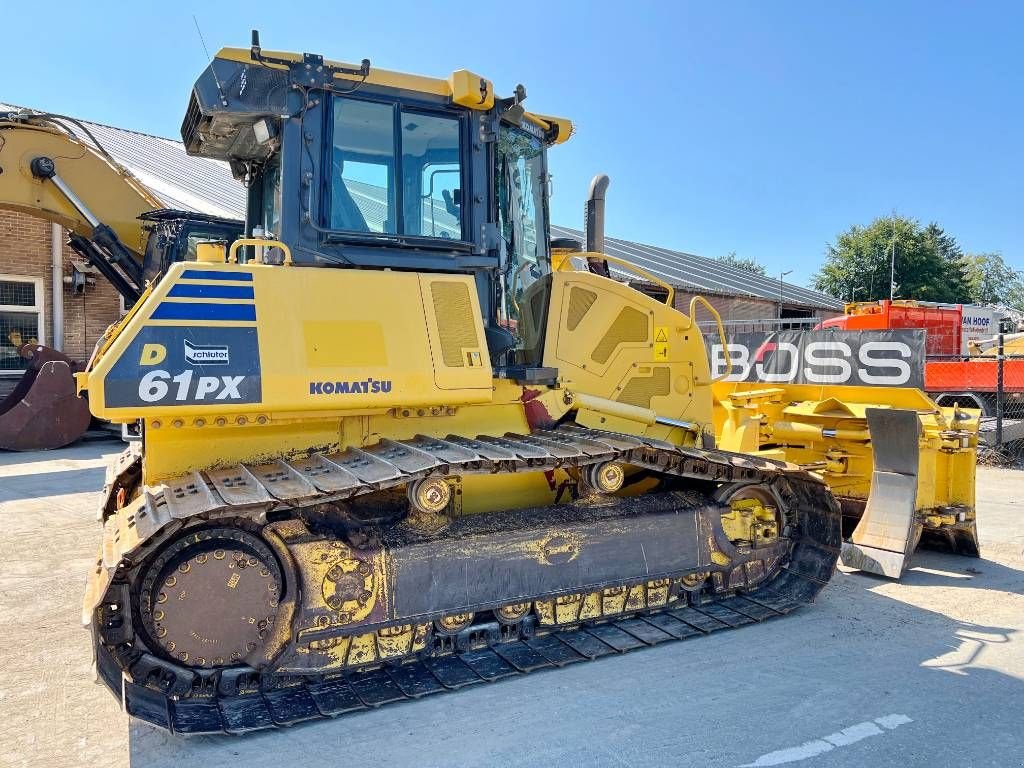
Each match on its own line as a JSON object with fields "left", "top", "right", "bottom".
{"left": 82, "top": 124, "right": 245, "bottom": 220}
{"left": 3, "top": 103, "right": 841, "bottom": 310}
{"left": 551, "top": 225, "right": 842, "bottom": 311}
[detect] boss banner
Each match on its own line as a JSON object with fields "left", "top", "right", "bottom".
{"left": 706, "top": 329, "right": 926, "bottom": 388}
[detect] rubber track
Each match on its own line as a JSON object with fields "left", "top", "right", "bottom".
{"left": 89, "top": 426, "right": 842, "bottom": 735}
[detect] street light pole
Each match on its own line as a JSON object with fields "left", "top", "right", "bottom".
{"left": 778, "top": 269, "right": 793, "bottom": 321}
{"left": 890, "top": 218, "right": 897, "bottom": 300}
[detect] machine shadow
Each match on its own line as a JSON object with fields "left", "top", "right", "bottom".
{"left": 0, "top": 466, "right": 107, "bottom": 501}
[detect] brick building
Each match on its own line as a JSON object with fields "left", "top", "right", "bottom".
{"left": 0, "top": 212, "right": 121, "bottom": 379}
{"left": 0, "top": 107, "right": 841, "bottom": 398}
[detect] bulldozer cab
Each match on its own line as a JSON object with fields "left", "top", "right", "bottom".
{"left": 184, "top": 41, "right": 566, "bottom": 372}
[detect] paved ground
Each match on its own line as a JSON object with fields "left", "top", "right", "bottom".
{"left": 1, "top": 439, "right": 1022, "bottom": 768}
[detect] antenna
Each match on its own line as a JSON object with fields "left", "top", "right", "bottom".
{"left": 191, "top": 15, "right": 228, "bottom": 107}
{"left": 192, "top": 15, "right": 213, "bottom": 61}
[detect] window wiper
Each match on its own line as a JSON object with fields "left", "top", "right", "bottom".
{"left": 322, "top": 231, "right": 474, "bottom": 252}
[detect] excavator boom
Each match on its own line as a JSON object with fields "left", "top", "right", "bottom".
{"left": 0, "top": 111, "right": 159, "bottom": 246}
{"left": 0, "top": 111, "right": 242, "bottom": 450}
{"left": 0, "top": 111, "right": 160, "bottom": 301}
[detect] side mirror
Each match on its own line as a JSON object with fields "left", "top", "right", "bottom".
{"left": 502, "top": 104, "right": 525, "bottom": 126}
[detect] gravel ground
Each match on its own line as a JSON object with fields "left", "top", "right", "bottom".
{"left": 1, "top": 439, "right": 1021, "bottom": 768}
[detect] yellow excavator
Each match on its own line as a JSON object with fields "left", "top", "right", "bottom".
{"left": 0, "top": 110, "right": 242, "bottom": 449}
{"left": 73, "top": 35, "right": 976, "bottom": 733}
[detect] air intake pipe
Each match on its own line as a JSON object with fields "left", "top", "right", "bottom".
{"left": 584, "top": 174, "right": 610, "bottom": 277}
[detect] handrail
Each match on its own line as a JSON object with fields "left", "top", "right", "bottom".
{"left": 556, "top": 251, "right": 675, "bottom": 306}
{"left": 228, "top": 238, "right": 293, "bottom": 265}
{"left": 689, "top": 296, "right": 732, "bottom": 383}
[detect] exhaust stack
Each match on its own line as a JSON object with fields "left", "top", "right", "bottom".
{"left": 584, "top": 174, "right": 609, "bottom": 253}
{"left": 584, "top": 174, "right": 610, "bottom": 277}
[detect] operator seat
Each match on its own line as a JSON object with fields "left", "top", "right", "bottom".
{"left": 331, "top": 153, "right": 370, "bottom": 232}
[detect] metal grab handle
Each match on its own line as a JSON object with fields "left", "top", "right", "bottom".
{"left": 689, "top": 296, "right": 732, "bottom": 383}
{"left": 228, "top": 238, "right": 293, "bottom": 265}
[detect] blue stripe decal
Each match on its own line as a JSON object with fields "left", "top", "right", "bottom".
{"left": 167, "top": 284, "right": 255, "bottom": 300}
{"left": 151, "top": 302, "right": 257, "bottom": 321}
{"left": 181, "top": 270, "right": 253, "bottom": 282}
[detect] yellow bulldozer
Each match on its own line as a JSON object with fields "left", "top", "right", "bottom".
{"left": 60, "top": 34, "right": 975, "bottom": 733}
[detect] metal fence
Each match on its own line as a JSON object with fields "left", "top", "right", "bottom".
{"left": 696, "top": 317, "right": 823, "bottom": 334}
{"left": 928, "top": 335, "right": 1024, "bottom": 459}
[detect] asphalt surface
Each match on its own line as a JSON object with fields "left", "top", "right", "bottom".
{"left": 1, "top": 439, "right": 1022, "bottom": 768}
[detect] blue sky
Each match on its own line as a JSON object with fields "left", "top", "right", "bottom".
{"left": 3, "top": 1, "right": 1020, "bottom": 286}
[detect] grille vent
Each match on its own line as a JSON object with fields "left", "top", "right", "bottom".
{"left": 591, "top": 307, "right": 649, "bottom": 364}
{"left": 431, "top": 282, "right": 478, "bottom": 368}
{"left": 567, "top": 287, "right": 598, "bottom": 331}
{"left": 617, "top": 367, "right": 671, "bottom": 409}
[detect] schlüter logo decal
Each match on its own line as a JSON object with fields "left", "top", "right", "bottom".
{"left": 104, "top": 326, "right": 262, "bottom": 408}
{"left": 706, "top": 329, "right": 926, "bottom": 389}
{"left": 184, "top": 340, "right": 230, "bottom": 366}
{"left": 309, "top": 378, "right": 393, "bottom": 395}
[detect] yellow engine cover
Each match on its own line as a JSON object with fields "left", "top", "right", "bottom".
{"left": 84, "top": 262, "right": 492, "bottom": 422}
{"left": 541, "top": 270, "right": 715, "bottom": 430}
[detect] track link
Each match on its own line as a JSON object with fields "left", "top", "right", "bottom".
{"left": 86, "top": 425, "right": 841, "bottom": 735}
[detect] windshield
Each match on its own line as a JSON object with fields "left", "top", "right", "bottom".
{"left": 329, "top": 96, "right": 464, "bottom": 239}
{"left": 496, "top": 125, "right": 550, "bottom": 361}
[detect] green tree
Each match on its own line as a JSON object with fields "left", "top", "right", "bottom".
{"left": 961, "top": 252, "right": 1024, "bottom": 309}
{"left": 923, "top": 222, "right": 970, "bottom": 300}
{"left": 716, "top": 251, "right": 767, "bottom": 276}
{"left": 813, "top": 215, "right": 968, "bottom": 303}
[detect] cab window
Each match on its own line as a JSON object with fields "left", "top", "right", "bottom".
{"left": 401, "top": 112, "right": 462, "bottom": 239}
{"left": 329, "top": 96, "right": 464, "bottom": 239}
{"left": 330, "top": 98, "right": 397, "bottom": 233}
{"left": 496, "top": 124, "right": 550, "bottom": 356}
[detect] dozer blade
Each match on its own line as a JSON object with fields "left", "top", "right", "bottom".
{"left": 0, "top": 344, "right": 91, "bottom": 451}
{"left": 840, "top": 408, "right": 922, "bottom": 578}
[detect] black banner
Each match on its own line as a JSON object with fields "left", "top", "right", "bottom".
{"left": 706, "top": 329, "right": 926, "bottom": 388}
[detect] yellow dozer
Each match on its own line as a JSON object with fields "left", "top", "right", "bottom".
{"left": 78, "top": 36, "right": 849, "bottom": 734}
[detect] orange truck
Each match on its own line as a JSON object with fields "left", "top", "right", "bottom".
{"left": 819, "top": 300, "right": 1022, "bottom": 416}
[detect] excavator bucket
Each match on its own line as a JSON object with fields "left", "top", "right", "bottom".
{"left": 840, "top": 408, "right": 922, "bottom": 578}
{"left": 0, "top": 344, "right": 91, "bottom": 451}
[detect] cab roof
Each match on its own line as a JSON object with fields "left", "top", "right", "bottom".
{"left": 214, "top": 47, "right": 573, "bottom": 144}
